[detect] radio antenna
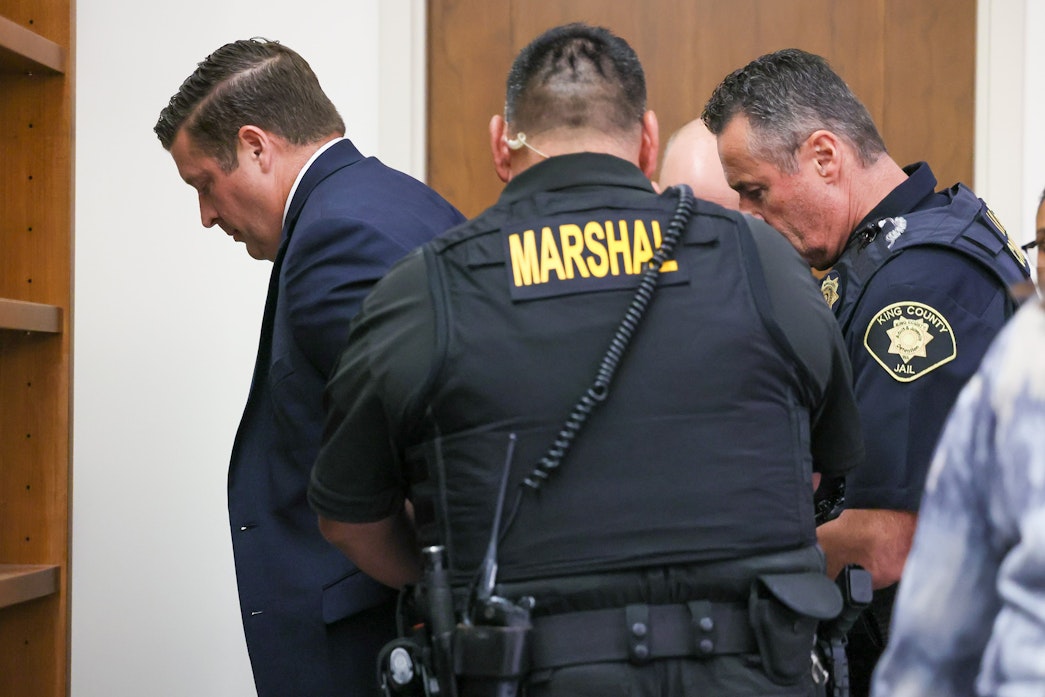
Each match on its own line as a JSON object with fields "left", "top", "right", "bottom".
{"left": 475, "top": 433, "right": 517, "bottom": 603}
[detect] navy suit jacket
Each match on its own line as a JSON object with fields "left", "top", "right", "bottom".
{"left": 228, "top": 139, "right": 464, "bottom": 696}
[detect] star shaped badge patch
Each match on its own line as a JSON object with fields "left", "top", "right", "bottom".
{"left": 863, "top": 301, "right": 957, "bottom": 382}
{"left": 820, "top": 269, "right": 842, "bottom": 310}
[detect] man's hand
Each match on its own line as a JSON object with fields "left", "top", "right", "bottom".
{"left": 817, "top": 508, "right": 916, "bottom": 588}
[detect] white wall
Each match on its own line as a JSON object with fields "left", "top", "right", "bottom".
{"left": 977, "top": 0, "right": 1045, "bottom": 254}
{"left": 1021, "top": 0, "right": 1045, "bottom": 258}
{"left": 72, "top": 2, "right": 1044, "bottom": 696}
{"left": 71, "top": 2, "right": 423, "bottom": 695}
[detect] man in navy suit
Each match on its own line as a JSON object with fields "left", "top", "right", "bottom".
{"left": 154, "top": 38, "right": 465, "bottom": 696}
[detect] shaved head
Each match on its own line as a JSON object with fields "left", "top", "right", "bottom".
{"left": 659, "top": 119, "right": 739, "bottom": 210}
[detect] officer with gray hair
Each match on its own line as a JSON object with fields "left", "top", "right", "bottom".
{"left": 703, "top": 47, "right": 1031, "bottom": 695}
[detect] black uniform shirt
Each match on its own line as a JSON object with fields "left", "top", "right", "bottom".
{"left": 310, "top": 154, "right": 863, "bottom": 579}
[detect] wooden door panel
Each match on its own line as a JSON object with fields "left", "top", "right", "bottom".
{"left": 429, "top": 0, "right": 975, "bottom": 218}
{"left": 882, "top": 0, "right": 976, "bottom": 186}
{"left": 427, "top": 1, "right": 513, "bottom": 216}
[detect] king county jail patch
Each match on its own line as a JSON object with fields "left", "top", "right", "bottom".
{"left": 863, "top": 301, "right": 957, "bottom": 382}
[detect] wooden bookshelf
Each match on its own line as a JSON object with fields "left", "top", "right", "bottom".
{"left": 0, "top": 565, "right": 59, "bottom": 609}
{"left": 0, "top": 13, "right": 64, "bottom": 73}
{"left": 0, "top": 298, "right": 62, "bottom": 333}
{"left": 0, "top": 2, "right": 73, "bottom": 696}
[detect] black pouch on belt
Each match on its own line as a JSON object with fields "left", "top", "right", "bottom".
{"left": 748, "top": 572, "right": 842, "bottom": 685}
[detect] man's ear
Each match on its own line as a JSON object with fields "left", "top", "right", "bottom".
{"left": 639, "top": 110, "right": 659, "bottom": 179}
{"left": 806, "top": 130, "right": 840, "bottom": 180}
{"left": 238, "top": 125, "right": 273, "bottom": 172}
{"left": 489, "top": 115, "right": 512, "bottom": 183}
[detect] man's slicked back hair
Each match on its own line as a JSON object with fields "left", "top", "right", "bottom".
{"left": 154, "top": 38, "right": 344, "bottom": 171}
{"left": 701, "top": 48, "right": 886, "bottom": 174}
{"left": 504, "top": 23, "right": 646, "bottom": 137}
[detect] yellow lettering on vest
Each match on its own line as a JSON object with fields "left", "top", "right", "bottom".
{"left": 559, "top": 224, "right": 589, "bottom": 279}
{"left": 508, "top": 230, "right": 539, "bottom": 286}
{"left": 585, "top": 221, "right": 608, "bottom": 277}
{"left": 607, "top": 220, "right": 632, "bottom": 276}
{"left": 650, "top": 220, "right": 678, "bottom": 273}
{"left": 631, "top": 220, "right": 653, "bottom": 274}
{"left": 539, "top": 226, "right": 566, "bottom": 283}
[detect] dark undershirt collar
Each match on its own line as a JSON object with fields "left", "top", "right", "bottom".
{"left": 498, "top": 152, "right": 655, "bottom": 205}
{"left": 851, "top": 162, "right": 947, "bottom": 242}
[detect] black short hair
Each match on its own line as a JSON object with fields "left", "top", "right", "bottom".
{"left": 702, "top": 48, "right": 886, "bottom": 173}
{"left": 154, "top": 38, "right": 344, "bottom": 170}
{"left": 504, "top": 23, "right": 646, "bottom": 137}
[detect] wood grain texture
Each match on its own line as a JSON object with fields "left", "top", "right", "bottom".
{"left": 0, "top": 2, "right": 73, "bottom": 695}
{"left": 0, "top": 14, "right": 64, "bottom": 73}
{"left": 428, "top": 0, "right": 976, "bottom": 217}
{"left": 0, "top": 565, "right": 59, "bottom": 609}
{"left": 0, "top": 299, "right": 61, "bottom": 333}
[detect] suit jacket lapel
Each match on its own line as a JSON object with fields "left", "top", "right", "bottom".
{"left": 282, "top": 138, "right": 365, "bottom": 238}
{"left": 244, "top": 139, "right": 366, "bottom": 398}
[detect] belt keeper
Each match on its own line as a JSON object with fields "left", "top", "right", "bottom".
{"left": 688, "top": 600, "right": 716, "bottom": 656}
{"left": 625, "top": 604, "right": 651, "bottom": 665}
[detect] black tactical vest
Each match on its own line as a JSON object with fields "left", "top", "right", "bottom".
{"left": 406, "top": 188, "right": 823, "bottom": 586}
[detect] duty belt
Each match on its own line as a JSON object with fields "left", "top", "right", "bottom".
{"left": 529, "top": 599, "right": 755, "bottom": 669}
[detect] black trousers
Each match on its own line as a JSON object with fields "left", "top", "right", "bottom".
{"left": 844, "top": 583, "right": 897, "bottom": 697}
{"left": 518, "top": 657, "right": 823, "bottom": 697}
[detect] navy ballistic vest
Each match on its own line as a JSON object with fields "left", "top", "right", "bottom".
{"left": 826, "top": 183, "right": 1030, "bottom": 333}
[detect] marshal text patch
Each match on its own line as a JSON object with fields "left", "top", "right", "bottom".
{"left": 863, "top": 302, "right": 957, "bottom": 382}
{"left": 504, "top": 214, "right": 681, "bottom": 301}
